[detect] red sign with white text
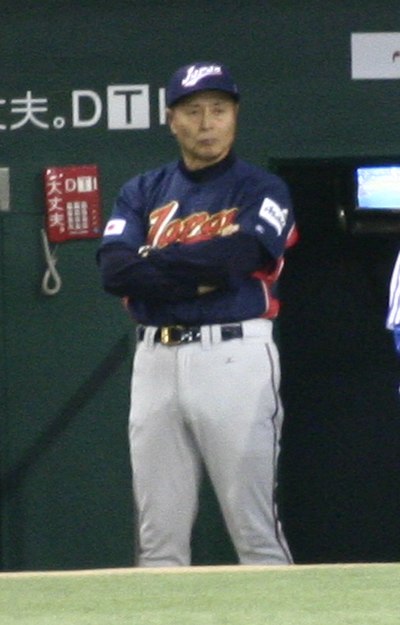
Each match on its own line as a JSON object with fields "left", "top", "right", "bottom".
{"left": 44, "top": 165, "right": 102, "bottom": 243}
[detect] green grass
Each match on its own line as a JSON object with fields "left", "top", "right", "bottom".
{"left": 1, "top": 563, "right": 399, "bottom": 625}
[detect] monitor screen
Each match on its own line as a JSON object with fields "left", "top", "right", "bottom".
{"left": 356, "top": 165, "right": 400, "bottom": 211}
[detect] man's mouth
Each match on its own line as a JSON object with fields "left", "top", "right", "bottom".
{"left": 198, "top": 138, "right": 216, "bottom": 146}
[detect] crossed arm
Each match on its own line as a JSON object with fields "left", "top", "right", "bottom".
{"left": 97, "top": 231, "right": 272, "bottom": 303}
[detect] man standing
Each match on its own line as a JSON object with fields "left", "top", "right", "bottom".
{"left": 97, "top": 61, "right": 297, "bottom": 567}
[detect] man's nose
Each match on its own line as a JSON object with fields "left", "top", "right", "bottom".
{"left": 199, "top": 108, "right": 214, "bottom": 129}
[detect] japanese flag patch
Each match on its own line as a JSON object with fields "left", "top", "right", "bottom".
{"left": 259, "top": 198, "right": 288, "bottom": 236}
{"left": 103, "top": 218, "right": 126, "bottom": 236}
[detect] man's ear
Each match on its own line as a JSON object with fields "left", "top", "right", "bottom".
{"left": 166, "top": 108, "right": 176, "bottom": 135}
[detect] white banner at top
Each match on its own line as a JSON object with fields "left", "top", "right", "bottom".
{"left": 351, "top": 32, "right": 400, "bottom": 79}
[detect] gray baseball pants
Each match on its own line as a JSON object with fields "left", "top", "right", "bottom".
{"left": 128, "top": 318, "right": 293, "bottom": 567}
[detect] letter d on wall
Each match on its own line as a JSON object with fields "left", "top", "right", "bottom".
{"left": 72, "top": 90, "right": 103, "bottom": 127}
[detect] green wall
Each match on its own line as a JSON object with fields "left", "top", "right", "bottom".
{"left": 1, "top": 1, "right": 400, "bottom": 570}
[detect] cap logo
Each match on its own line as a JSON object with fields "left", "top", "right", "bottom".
{"left": 181, "top": 64, "right": 223, "bottom": 88}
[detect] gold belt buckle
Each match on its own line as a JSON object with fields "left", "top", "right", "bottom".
{"left": 160, "top": 326, "right": 182, "bottom": 346}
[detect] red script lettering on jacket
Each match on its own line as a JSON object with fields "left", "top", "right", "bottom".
{"left": 147, "top": 201, "right": 238, "bottom": 248}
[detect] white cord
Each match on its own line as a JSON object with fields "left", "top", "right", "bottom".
{"left": 41, "top": 228, "right": 62, "bottom": 296}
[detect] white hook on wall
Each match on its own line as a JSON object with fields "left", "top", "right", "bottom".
{"left": 40, "top": 228, "right": 62, "bottom": 296}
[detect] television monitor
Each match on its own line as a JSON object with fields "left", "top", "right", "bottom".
{"left": 356, "top": 165, "right": 400, "bottom": 212}
{"left": 344, "top": 163, "right": 400, "bottom": 235}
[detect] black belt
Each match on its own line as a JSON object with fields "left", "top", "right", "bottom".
{"left": 136, "top": 323, "right": 243, "bottom": 346}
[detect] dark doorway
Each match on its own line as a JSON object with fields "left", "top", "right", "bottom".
{"left": 275, "top": 160, "right": 400, "bottom": 563}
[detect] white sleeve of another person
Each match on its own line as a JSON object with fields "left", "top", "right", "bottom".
{"left": 386, "top": 252, "right": 400, "bottom": 330}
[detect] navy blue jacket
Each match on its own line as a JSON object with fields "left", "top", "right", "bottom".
{"left": 97, "top": 152, "right": 297, "bottom": 325}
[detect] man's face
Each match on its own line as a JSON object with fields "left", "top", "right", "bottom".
{"left": 167, "top": 90, "right": 239, "bottom": 171}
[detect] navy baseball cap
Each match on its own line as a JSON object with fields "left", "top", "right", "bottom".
{"left": 166, "top": 62, "right": 240, "bottom": 107}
